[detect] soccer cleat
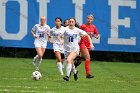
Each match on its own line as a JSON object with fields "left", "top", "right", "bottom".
{"left": 63, "top": 76, "right": 69, "bottom": 81}
{"left": 86, "top": 74, "right": 94, "bottom": 79}
{"left": 74, "top": 71, "right": 78, "bottom": 81}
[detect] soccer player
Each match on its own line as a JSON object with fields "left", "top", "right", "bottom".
{"left": 31, "top": 16, "right": 50, "bottom": 70}
{"left": 49, "top": 17, "right": 65, "bottom": 76}
{"left": 62, "top": 18, "right": 94, "bottom": 81}
{"left": 74, "top": 14, "right": 99, "bottom": 78}
{"left": 63, "top": 19, "right": 69, "bottom": 27}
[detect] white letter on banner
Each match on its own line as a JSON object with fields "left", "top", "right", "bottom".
{"left": 72, "top": 0, "right": 86, "bottom": 25}
{"left": 0, "top": 0, "right": 28, "bottom": 40}
{"left": 108, "top": 0, "right": 136, "bottom": 45}
{"left": 37, "top": 0, "right": 50, "bottom": 23}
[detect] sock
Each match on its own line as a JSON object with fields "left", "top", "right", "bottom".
{"left": 57, "top": 62, "right": 63, "bottom": 75}
{"left": 85, "top": 59, "right": 90, "bottom": 76}
{"left": 72, "top": 64, "right": 77, "bottom": 74}
{"left": 66, "top": 64, "right": 72, "bottom": 77}
{"left": 33, "top": 55, "right": 38, "bottom": 62}
{"left": 36, "top": 58, "right": 42, "bottom": 68}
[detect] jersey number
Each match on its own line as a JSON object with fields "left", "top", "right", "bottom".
{"left": 68, "top": 36, "right": 74, "bottom": 42}
{"left": 39, "top": 33, "right": 45, "bottom": 38}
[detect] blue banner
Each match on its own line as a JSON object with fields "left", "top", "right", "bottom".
{"left": 0, "top": 0, "right": 140, "bottom": 52}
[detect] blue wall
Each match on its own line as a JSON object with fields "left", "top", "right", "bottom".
{"left": 0, "top": 0, "right": 140, "bottom": 52}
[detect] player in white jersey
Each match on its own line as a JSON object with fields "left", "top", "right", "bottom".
{"left": 49, "top": 17, "right": 65, "bottom": 76}
{"left": 31, "top": 16, "right": 50, "bottom": 70}
{"left": 62, "top": 18, "right": 94, "bottom": 81}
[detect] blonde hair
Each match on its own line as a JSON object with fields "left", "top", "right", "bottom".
{"left": 87, "top": 14, "right": 94, "bottom": 19}
{"left": 40, "top": 16, "right": 46, "bottom": 20}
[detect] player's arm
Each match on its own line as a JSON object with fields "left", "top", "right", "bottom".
{"left": 57, "top": 33, "right": 64, "bottom": 45}
{"left": 79, "top": 28, "right": 94, "bottom": 49}
{"left": 48, "top": 36, "right": 54, "bottom": 44}
{"left": 84, "top": 34, "right": 94, "bottom": 49}
{"left": 48, "top": 29, "right": 54, "bottom": 44}
{"left": 31, "top": 25, "right": 38, "bottom": 39}
{"left": 94, "top": 26, "right": 99, "bottom": 39}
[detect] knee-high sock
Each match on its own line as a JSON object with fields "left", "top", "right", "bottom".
{"left": 85, "top": 59, "right": 90, "bottom": 75}
{"left": 33, "top": 55, "right": 38, "bottom": 62}
{"left": 57, "top": 62, "right": 63, "bottom": 75}
{"left": 66, "top": 64, "right": 72, "bottom": 77}
{"left": 36, "top": 58, "right": 42, "bottom": 67}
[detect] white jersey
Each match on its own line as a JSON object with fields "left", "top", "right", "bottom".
{"left": 62, "top": 27, "right": 87, "bottom": 53}
{"left": 50, "top": 26, "right": 65, "bottom": 53}
{"left": 50, "top": 26, "right": 65, "bottom": 44}
{"left": 32, "top": 24, "right": 50, "bottom": 43}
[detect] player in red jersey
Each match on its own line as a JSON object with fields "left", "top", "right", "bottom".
{"left": 74, "top": 14, "right": 99, "bottom": 78}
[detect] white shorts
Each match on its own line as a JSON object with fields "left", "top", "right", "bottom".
{"left": 53, "top": 43, "right": 64, "bottom": 53}
{"left": 34, "top": 40, "right": 47, "bottom": 48}
{"left": 64, "top": 48, "right": 79, "bottom": 58}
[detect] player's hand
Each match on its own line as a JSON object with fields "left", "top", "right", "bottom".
{"left": 50, "top": 41, "right": 54, "bottom": 44}
{"left": 45, "top": 30, "right": 49, "bottom": 35}
{"left": 34, "top": 35, "right": 39, "bottom": 39}
{"left": 90, "top": 44, "right": 95, "bottom": 51}
{"left": 94, "top": 35, "right": 99, "bottom": 39}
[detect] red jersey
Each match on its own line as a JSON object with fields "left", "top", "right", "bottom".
{"left": 79, "top": 24, "right": 98, "bottom": 49}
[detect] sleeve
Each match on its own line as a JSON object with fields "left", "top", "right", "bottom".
{"left": 48, "top": 28, "right": 53, "bottom": 36}
{"left": 47, "top": 25, "right": 51, "bottom": 31}
{"left": 32, "top": 24, "right": 37, "bottom": 32}
{"left": 45, "top": 25, "right": 51, "bottom": 36}
{"left": 77, "top": 28, "right": 87, "bottom": 36}
{"left": 60, "top": 27, "right": 66, "bottom": 35}
{"left": 80, "top": 24, "right": 85, "bottom": 30}
{"left": 94, "top": 26, "right": 99, "bottom": 36}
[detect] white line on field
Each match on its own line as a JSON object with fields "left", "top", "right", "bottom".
{"left": 0, "top": 89, "right": 37, "bottom": 92}
{"left": 110, "top": 80, "right": 140, "bottom": 83}
{"left": 110, "top": 80, "right": 125, "bottom": 83}
{"left": 0, "top": 85, "right": 47, "bottom": 89}
{"left": 0, "top": 89, "right": 10, "bottom": 92}
{"left": 1, "top": 77, "right": 28, "bottom": 80}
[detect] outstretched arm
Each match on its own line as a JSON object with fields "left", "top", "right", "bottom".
{"left": 57, "top": 33, "right": 64, "bottom": 45}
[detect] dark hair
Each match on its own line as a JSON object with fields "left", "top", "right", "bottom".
{"left": 69, "top": 18, "right": 80, "bottom": 28}
{"left": 64, "top": 19, "right": 69, "bottom": 24}
{"left": 69, "top": 17, "right": 76, "bottom": 23}
{"left": 75, "top": 22, "right": 80, "bottom": 28}
{"left": 55, "top": 17, "right": 62, "bottom": 22}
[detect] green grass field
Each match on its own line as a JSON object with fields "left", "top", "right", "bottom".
{"left": 0, "top": 57, "right": 140, "bottom": 93}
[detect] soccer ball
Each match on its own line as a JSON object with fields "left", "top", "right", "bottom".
{"left": 32, "top": 71, "right": 42, "bottom": 80}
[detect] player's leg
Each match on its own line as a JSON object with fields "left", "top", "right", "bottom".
{"left": 32, "top": 55, "right": 39, "bottom": 66}
{"left": 74, "top": 54, "right": 82, "bottom": 68}
{"left": 35, "top": 47, "right": 45, "bottom": 70}
{"left": 61, "top": 53, "right": 66, "bottom": 68}
{"left": 63, "top": 52, "right": 78, "bottom": 81}
{"left": 74, "top": 43, "right": 85, "bottom": 68}
{"left": 39, "top": 47, "right": 46, "bottom": 65}
{"left": 54, "top": 51, "right": 64, "bottom": 75}
{"left": 80, "top": 48, "right": 94, "bottom": 78}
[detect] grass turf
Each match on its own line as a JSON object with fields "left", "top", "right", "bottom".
{"left": 0, "top": 57, "right": 140, "bottom": 93}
